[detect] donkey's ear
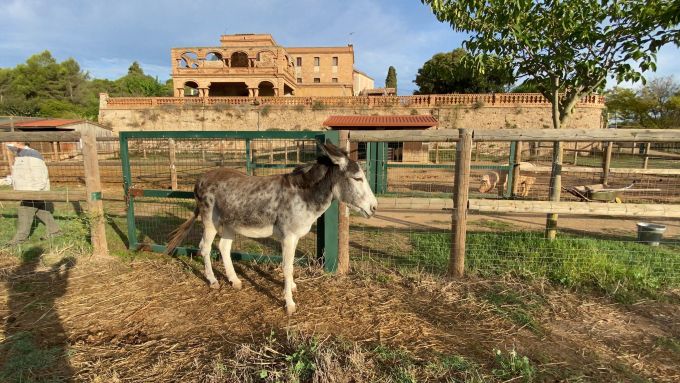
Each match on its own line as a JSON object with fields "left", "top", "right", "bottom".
{"left": 320, "top": 142, "right": 348, "bottom": 170}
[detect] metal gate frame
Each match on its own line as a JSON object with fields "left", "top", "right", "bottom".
{"left": 365, "top": 141, "right": 518, "bottom": 198}
{"left": 119, "top": 130, "right": 340, "bottom": 272}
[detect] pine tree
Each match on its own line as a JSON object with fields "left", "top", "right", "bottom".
{"left": 385, "top": 66, "right": 397, "bottom": 91}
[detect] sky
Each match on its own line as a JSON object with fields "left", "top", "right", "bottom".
{"left": 1, "top": 0, "right": 679, "bottom": 95}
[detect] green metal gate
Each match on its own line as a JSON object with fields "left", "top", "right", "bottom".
{"left": 119, "top": 130, "right": 340, "bottom": 272}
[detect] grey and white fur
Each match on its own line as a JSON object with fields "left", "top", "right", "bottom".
{"left": 165, "top": 142, "right": 377, "bottom": 315}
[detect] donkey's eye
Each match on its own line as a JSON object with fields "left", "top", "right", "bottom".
{"left": 352, "top": 177, "right": 362, "bottom": 182}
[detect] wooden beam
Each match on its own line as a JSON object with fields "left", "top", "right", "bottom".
{"left": 450, "top": 129, "right": 472, "bottom": 278}
{"left": 521, "top": 164, "right": 680, "bottom": 175}
{"left": 0, "top": 190, "right": 87, "bottom": 202}
{"left": 81, "top": 129, "right": 109, "bottom": 257}
{"left": 470, "top": 199, "right": 680, "bottom": 218}
{"left": 348, "top": 128, "right": 680, "bottom": 142}
{"left": 0, "top": 131, "right": 81, "bottom": 142}
{"left": 337, "top": 130, "right": 350, "bottom": 275}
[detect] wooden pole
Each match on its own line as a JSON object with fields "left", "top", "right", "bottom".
{"left": 572, "top": 142, "right": 578, "bottom": 165}
{"left": 337, "top": 130, "right": 350, "bottom": 275}
{"left": 511, "top": 141, "right": 522, "bottom": 196}
{"left": 602, "top": 141, "right": 613, "bottom": 185}
{"left": 81, "top": 130, "right": 109, "bottom": 257}
{"left": 52, "top": 141, "right": 59, "bottom": 161}
{"left": 449, "top": 128, "right": 472, "bottom": 278}
{"left": 643, "top": 142, "right": 650, "bottom": 169}
{"left": 435, "top": 143, "right": 440, "bottom": 164}
{"left": 169, "top": 138, "right": 178, "bottom": 190}
{"left": 545, "top": 140, "right": 563, "bottom": 240}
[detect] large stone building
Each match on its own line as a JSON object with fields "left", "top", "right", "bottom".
{"left": 171, "top": 34, "right": 374, "bottom": 98}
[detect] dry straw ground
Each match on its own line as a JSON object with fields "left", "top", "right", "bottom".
{"left": 1, "top": 248, "right": 679, "bottom": 382}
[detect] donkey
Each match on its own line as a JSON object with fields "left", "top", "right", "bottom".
{"left": 165, "top": 142, "right": 377, "bottom": 315}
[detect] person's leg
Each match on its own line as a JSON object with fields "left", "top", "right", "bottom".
{"left": 35, "top": 202, "right": 61, "bottom": 238}
{"left": 6, "top": 201, "right": 38, "bottom": 245}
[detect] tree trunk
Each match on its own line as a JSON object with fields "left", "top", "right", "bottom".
{"left": 545, "top": 80, "right": 562, "bottom": 240}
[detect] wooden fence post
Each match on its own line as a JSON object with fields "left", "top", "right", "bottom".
{"left": 511, "top": 141, "right": 522, "bottom": 196}
{"left": 81, "top": 130, "right": 109, "bottom": 257}
{"left": 338, "top": 130, "right": 350, "bottom": 275}
{"left": 169, "top": 138, "right": 178, "bottom": 190}
{"left": 449, "top": 128, "right": 472, "bottom": 278}
{"left": 602, "top": 141, "right": 613, "bottom": 185}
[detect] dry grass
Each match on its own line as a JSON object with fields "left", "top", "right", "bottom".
{"left": 0, "top": 250, "right": 679, "bottom": 382}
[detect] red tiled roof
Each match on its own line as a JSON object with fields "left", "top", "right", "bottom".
{"left": 323, "top": 115, "right": 438, "bottom": 128}
{"left": 13, "top": 119, "right": 82, "bottom": 128}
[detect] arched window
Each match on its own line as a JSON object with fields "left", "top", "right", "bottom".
{"left": 184, "top": 81, "right": 199, "bottom": 97}
{"left": 230, "top": 52, "right": 249, "bottom": 68}
{"left": 258, "top": 81, "right": 275, "bottom": 97}
{"left": 178, "top": 52, "right": 199, "bottom": 68}
{"left": 205, "top": 52, "right": 223, "bottom": 61}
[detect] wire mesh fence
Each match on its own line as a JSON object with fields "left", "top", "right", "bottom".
{"left": 348, "top": 133, "right": 680, "bottom": 294}
{"left": 120, "top": 133, "right": 330, "bottom": 262}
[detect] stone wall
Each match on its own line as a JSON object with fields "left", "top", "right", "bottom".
{"left": 98, "top": 94, "right": 605, "bottom": 133}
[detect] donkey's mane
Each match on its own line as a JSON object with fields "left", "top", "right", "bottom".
{"left": 285, "top": 155, "right": 337, "bottom": 189}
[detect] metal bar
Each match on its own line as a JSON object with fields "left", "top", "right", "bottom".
{"left": 149, "top": 244, "right": 307, "bottom": 264}
{"left": 505, "top": 141, "right": 517, "bottom": 198}
{"left": 117, "top": 130, "right": 327, "bottom": 140}
{"left": 118, "top": 132, "right": 138, "bottom": 250}
{"left": 317, "top": 131, "right": 339, "bottom": 272}
{"left": 245, "top": 138, "right": 252, "bottom": 175}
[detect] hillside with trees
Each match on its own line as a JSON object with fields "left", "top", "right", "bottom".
{"left": 606, "top": 76, "right": 680, "bottom": 129}
{"left": 0, "top": 51, "right": 171, "bottom": 120}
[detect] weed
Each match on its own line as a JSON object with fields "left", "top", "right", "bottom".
{"left": 0, "top": 332, "right": 64, "bottom": 382}
{"left": 472, "top": 100, "right": 485, "bottom": 109}
{"left": 260, "top": 105, "right": 272, "bottom": 117}
{"left": 294, "top": 104, "right": 305, "bottom": 113}
{"left": 483, "top": 288, "right": 544, "bottom": 333}
{"left": 492, "top": 348, "right": 535, "bottom": 382}
{"left": 311, "top": 100, "right": 326, "bottom": 111}
{"left": 655, "top": 337, "right": 680, "bottom": 353}
{"left": 410, "top": 108, "right": 419, "bottom": 115}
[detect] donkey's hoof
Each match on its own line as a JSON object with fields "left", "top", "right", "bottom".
{"left": 286, "top": 303, "right": 297, "bottom": 316}
{"left": 291, "top": 282, "right": 298, "bottom": 293}
{"left": 209, "top": 281, "right": 220, "bottom": 289}
{"left": 231, "top": 279, "right": 242, "bottom": 290}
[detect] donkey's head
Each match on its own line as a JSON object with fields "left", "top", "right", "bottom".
{"left": 320, "top": 142, "right": 377, "bottom": 218}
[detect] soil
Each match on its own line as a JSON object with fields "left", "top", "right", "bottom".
{"left": 1, "top": 253, "right": 678, "bottom": 382}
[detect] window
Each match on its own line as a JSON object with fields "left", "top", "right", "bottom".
{"left": 332, "top": 56, "right": 338, "bottom": 66}
{"left": 332, "top": 78, "right": 338, "bottom": 83}
{"left": 296, "top": 57, "right": 302, "bottom": 66}
{"left": 314, "top": 78, "right": 320, "bottom": 83}
{"left": 297, "top": 78, "right": 302, "bottom": 83}
{"left": 314, "top": 57, "right": 320, "bottom": 66}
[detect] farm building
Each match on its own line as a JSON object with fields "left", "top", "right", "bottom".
{"left": 323, "top": 115, "right": 438, "bottom": 163}
{"left": 0, "top": 118, "right": 115, "bottom": 160}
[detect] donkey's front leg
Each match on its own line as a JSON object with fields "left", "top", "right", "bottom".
{"left": 282, "top": 235, "right": 300, "bottom": 315}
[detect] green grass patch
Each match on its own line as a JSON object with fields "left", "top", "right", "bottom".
{"left": 409, "top": 231, "right": 680, "bottom": 301}
{"left": 483, "top": 288, "right": 545, "bottom": 333}
{"left": 0, "top": 332, "right": 66, "bottom": 383}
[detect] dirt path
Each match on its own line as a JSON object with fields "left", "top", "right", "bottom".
{"left": 1, "top": 253, "right": 678, "bottom": 382}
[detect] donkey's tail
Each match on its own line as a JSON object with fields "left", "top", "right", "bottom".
{"left": 165, "top": 206, "right": 200, "bottom": 256}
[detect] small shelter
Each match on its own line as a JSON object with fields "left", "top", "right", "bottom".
{"left": 322, "top": 115, "right": 438, "bottom": 163}
{"left": 0, "top": 118, "right": 115, "bottom": 160}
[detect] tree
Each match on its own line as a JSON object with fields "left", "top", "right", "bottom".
{"left": 607, "top": 77, "right": 680, "bottom": 129}
{"left": 422, "top": 0, "right": 680, "bottom": 239}
{"left": 414, "top": 48, "right": 514, "bottom": 94}
{"left": 385, "top": 66, "right": 397, "bottom": 91}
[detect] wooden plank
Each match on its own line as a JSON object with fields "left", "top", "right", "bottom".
{"left": 520, "top": 164, "right": 680, "bottom": 175}
{"left": 81, "top": 129, "right": 109, "bottom": 257}
{"left": 376, "top": 197, "right": 453, "bottom": 210}
{"left": 470, "top": 199, "right": 680, "bottom": 218}
{"left": 349, "top": 128, "right": 680, "bottom": 142}
{"left": 0, "top": 190, "right": 87, "bottom": 201}
{"left": 450, "top": 129, "right": 472, "bottom": 278}
{"left": 0, "top": 131, "right": 81, "bottom": 142}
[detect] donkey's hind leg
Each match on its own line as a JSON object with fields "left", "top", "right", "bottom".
{"left": 218, "top": 228, "right": 241, "bottom": 289}
{"left": 200, "top": 223, "right": 219, "bottom": 289}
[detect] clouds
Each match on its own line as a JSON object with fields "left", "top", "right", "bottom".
{"left": 0, "top": 0, "right": 677, "bottom": 95}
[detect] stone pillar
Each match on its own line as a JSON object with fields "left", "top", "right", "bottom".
{"left": 200, "top": 88, "right": 209, "bottom": 97}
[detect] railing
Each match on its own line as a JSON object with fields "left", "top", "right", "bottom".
{"left": 103, "top": 93, "right": 606, "bottom": 109}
